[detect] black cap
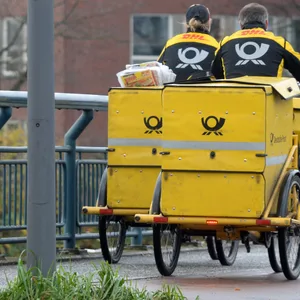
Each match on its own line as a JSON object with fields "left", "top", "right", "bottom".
{"left": 186, "top": 4, "right": 210, "bottom": 24}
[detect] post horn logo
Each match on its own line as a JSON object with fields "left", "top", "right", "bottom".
{"left": 144, "top": 116, "right": 163, "bottom": 134}
{"left": 201, "top": 116, "right": 226, "bottom": 136}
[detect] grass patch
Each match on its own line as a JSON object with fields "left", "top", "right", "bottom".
{"left": 0, "top": 254, "right": 200, "bottom": 300}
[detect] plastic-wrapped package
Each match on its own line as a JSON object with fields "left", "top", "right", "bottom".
{"left": 125, "top": 61, "right": 161, "bottom": 70}
{"left": 160, "top": 64, "right": 176, "bottom": 83}
{"left": 116, "top": 67, "right": 161, "bottom": 87}
{"left": 116, "top": 62, "right": 176, "bottom": 88}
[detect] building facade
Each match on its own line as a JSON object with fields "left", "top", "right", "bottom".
{"left": 2, "top": 0, "right": 300, "bottom": 146}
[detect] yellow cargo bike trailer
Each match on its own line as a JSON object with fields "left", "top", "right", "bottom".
{"left": 82, "top": 87, "right": 162, "bottom": 263}
{"left": 134, "top": 77, "right": 300, "bottom": 280}
{"left": 82, "top": 86, "right": 239, "bottom": 265}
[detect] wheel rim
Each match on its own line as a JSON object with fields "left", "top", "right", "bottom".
{"left": 267, "top": 233, "right": 282, "bottom": 273}
{"left": 285, "top": 180, "right": 300, "bottom": 272}
{"left": 160, "top": 224, "right": 180, "bottom": 268}
{"left": 272, "top": 234, "right": 281, "bottom": 265}
{"left": 216, "top": 238, "right": 239, "bottom": 266}
{"left": 105, "top": 217, "right": 124, "bottom": 256}
{"left": 221, "top": 240, "right": 235, "bottom": 258}
{"left": 278, "top": 177, "right": 300, "bottom": 279}
{"left": 284, "top": 227, "right": 300, "bottom": 272}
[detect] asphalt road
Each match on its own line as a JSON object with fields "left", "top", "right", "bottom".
{"left": 1, "top": 245, "right": 300, "bottom": 299}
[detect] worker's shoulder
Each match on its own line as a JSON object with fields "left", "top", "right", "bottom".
{"left": 166, "top": 32, "right": 218, "bottom": 48}
{"left": 221, "top": 29, "right": 285, "bottom": 47}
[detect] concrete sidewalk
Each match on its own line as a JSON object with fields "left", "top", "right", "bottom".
{"left": 0, "top": 243, "right": 206, "bottom": 266}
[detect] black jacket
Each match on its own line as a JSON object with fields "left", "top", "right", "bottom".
{"left": 211, "top": 24, "right": 300, "bottom": 81}
{"left": 158, "top": 30, "right": 219, "bottom": 82}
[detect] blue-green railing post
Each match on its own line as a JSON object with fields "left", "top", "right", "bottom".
{"left": 64, "top": 109, "right": 94, "bottom": 249}
{"left": 131, "top": 227, "right": 143, "bottom": 247}
{"left": 0, "top": 107, "right": 12, "bottom": 129}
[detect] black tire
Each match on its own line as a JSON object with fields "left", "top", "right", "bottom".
{"left": 98, "top": 216, "right": 127, "bottom": 264}
{"left": 153, "top": 223, "right": 181, "bottom": 276}
{"left": 215, "top": 239, "right": 239, "bottom": 266}
{"left": 151, "top": 172, "right": 162, "bottom": 214}
{"left": 278, "top": 175, "right": 300, "bottom": 280}
{"left": 267, "top": 234, "right": 282, "bottom": 273}
{"left": 206, "top": 236, "right": 218, "bottom": 260}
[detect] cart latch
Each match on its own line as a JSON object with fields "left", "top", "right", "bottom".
{"left": 159, "top": 151, "right": 170, "bottom": 155}
{"left": 255, "top": 153, "right": 267, "bottom": 157}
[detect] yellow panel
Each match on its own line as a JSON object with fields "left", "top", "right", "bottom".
{"left": 108, "top": 146, "right": 161, "bottom": 166}
{"left": 108, "top": 88, "right": 162, "bottom": 166}
{"left": 293, "top": 98, "right": 300, "bottom": 137}
{"left": 293, "top": 97, "right": 300, "bottom": 109}
{"left": 157, "top": 78, "right": 295, "bottom": 221}
{"left": 169, "top": 76, "right": 300, "bottom": 100}
{"left": 107, "top": 166, "right": 159, "bottom": 209}
{"left": 263, "top": 165, "right": 281, "bottom": 216}
{"left": 226, "top": 76, "right": 300, "bottom": 100}
{"left": 161, "top": 171, "right": 264, "bottom": 218}
{"left": 264, "top": 93, "right": 293, "bottom": 212}
{"left": 161, "top": 87, "right": 266, "bottom": 172}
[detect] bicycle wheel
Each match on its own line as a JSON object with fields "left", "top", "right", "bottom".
{"left": 279, "top": 227, "right": 300, "bottom": 280}
{"left": 206, "top": 236, "right": 218, "bottom": 260}
{"left": 267, "top": 234, "right": 282, "bottom": 273}
{"left": 153, "top": 223, "right": 181, "bottom": 276}
{"left": 278, "top": 175, "right": 300, "bottom": 280}
{"left": 98, "top": 216, "right": 127, "bottom": 264}
{"left": 215, "top": 239, "right": 239, "bottom": 266}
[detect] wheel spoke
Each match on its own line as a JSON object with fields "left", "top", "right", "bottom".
{"left": 221, "top": 240, "right": 232, "bottom": 257}
{"left": 107, "top": 220, "right": 122, "bottom": 254}
{"left": 286, "top": 231, "right": 300, "bottom": 270}
{"left": 161, "top": 225, "right": 177, "bottom": 267}
{"left": 216, "top": 238, "right": 239, "bottom": 266}
{"left": 99, "top": 216, "right": 126, "bottom": 264}
{"left": 153, "top": 223, "right": 181, "bottom": 276}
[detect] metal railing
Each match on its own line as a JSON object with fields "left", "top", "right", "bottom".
{"left": 0, "top": 91, "right": 148, "bottom": 249}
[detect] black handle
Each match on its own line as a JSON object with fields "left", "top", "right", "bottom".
{"left": 256, "top": 153, "right": 268, "bottom": 157}
{"left": 159, "top": 151, "right": 170, "bottom": 155}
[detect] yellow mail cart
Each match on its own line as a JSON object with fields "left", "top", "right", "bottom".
{"left": 82, "top": 85, "right": 238, "bottom": 265}
{"left": 82, "top": 87, "right": 162, "bottom": 263}
{"left": 135, "top": 77, "right": 300, "bottom": 280}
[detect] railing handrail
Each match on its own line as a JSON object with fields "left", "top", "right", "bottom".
{"left": 0, "top": 91, "right": 115, "bottom": 249}
{"left": 0, "top": 146, "right": 108, "bottom": 153}
{"left": 0, "top": 91, "right": 108, "bottom": 111}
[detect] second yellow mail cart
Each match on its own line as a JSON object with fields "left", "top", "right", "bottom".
{"left": 135, "top": 77, "right": 300, "bottom": 280}
{"left": 83, "top": 87, "right": 162, "bottom": 263}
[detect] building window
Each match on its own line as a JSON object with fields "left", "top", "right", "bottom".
{"left": 131, "top": 14, "right": 243, "bottom": 63}
{"left": 291, "top": 18, "right": 300, "bottom": 52}
{"left": 210, "top": 18, "right": 222, "bottom": 41}
{"left": 269, "top": 17, "right": 293, "bottom": 42}
{"left": 131, "top": 14, "right": 185, "bottom": 64}
{"left": 210, "top": 15, "right": 240, "bottom": 41}
{"left": 269, "top": 17, "right": 297, "bottom": 77}
{"left": 1, "top": 17, "right": 27, "bottom": 78}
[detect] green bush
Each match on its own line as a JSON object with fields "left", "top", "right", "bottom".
{"left": 0, "top": 254, "right": 198, "bottom": 300}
